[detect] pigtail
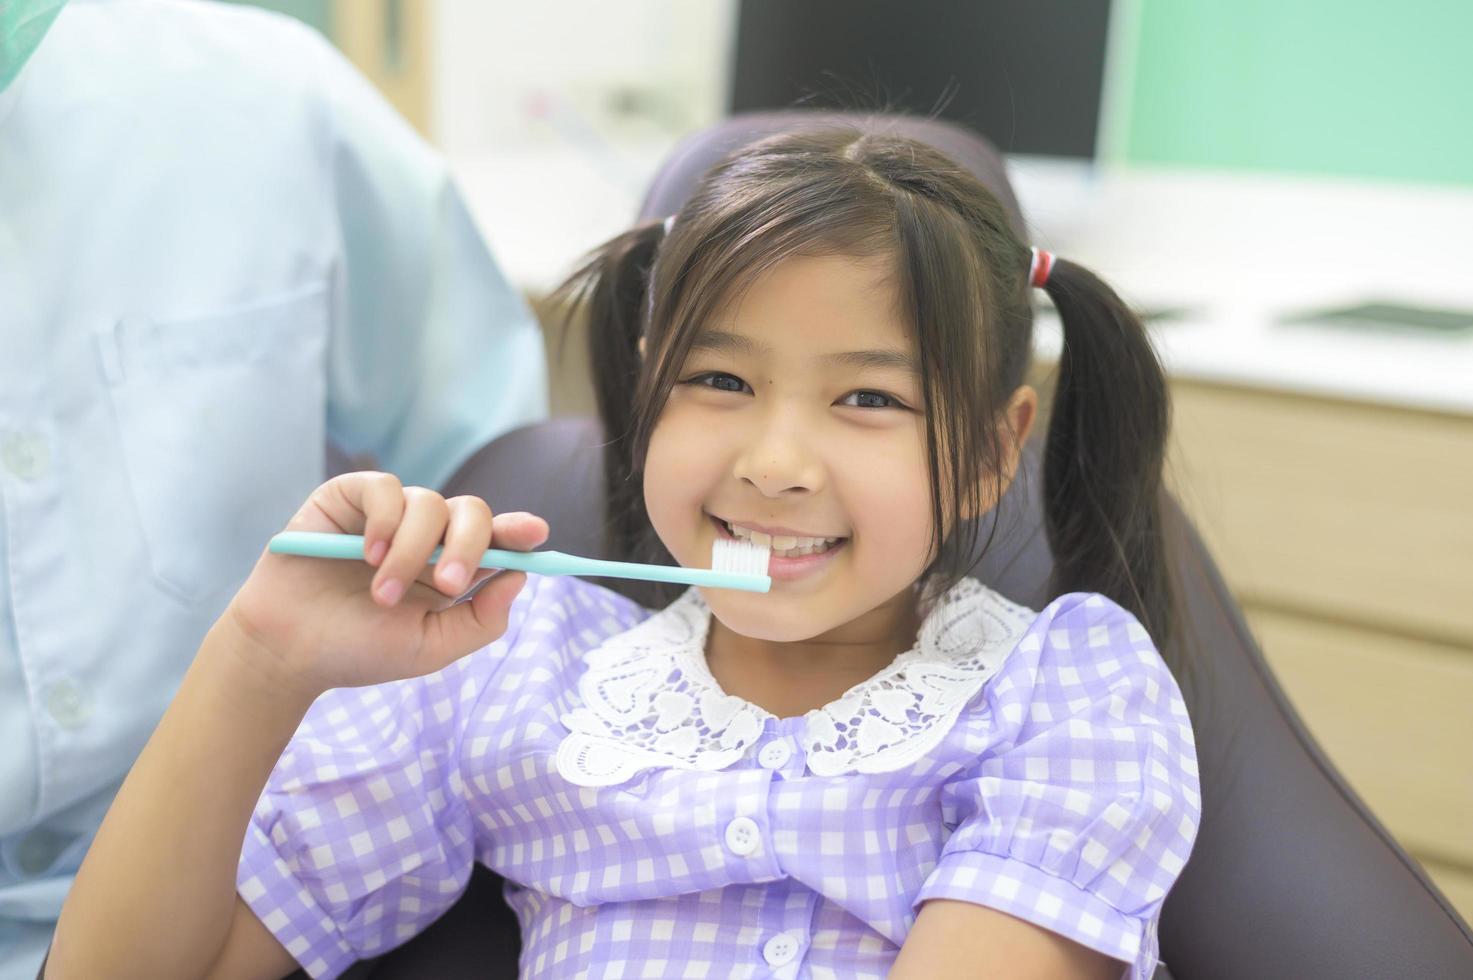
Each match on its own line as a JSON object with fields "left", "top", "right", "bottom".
{"left": 1039, "top": 259, "right": 1174, "bottom": 644}
{"left": 551, "top": 221, "right": 668, "bottom": 582}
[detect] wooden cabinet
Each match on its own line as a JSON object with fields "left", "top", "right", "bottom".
{"left": 1168, "top": 383, "right": 1473, "bottom": 644}
{"left": 1166, "top": 381, "right": 1473, "bottom": 920}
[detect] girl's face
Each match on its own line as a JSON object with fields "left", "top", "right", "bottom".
{"left": 643, "top": 253, "right": 936, "bottom": 643}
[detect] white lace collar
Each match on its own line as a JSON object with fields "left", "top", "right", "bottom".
{"left": 556, "top": 578, "right": 1037, "bottom": 786}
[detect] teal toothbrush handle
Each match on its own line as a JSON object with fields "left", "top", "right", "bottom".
{"left": 267, "top": 531, "right": 771, "bottom": 593}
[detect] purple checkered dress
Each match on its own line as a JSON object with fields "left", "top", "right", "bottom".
{"left": 237, "top": 573, "right": 1199, "bottom": 979}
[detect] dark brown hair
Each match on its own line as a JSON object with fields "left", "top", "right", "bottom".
{"left": 555, "top": 125, "right": 1173, "bottom": 643}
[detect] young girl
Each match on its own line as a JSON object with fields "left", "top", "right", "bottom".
{"left": 49, "top": 127, "right": 1198, "bottom": 980}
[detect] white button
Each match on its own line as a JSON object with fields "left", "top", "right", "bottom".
{"left": 724, "top": 816, "right": 760, "bottom": 856}
{"left": 757, "top": 739, "right": 791, "bottom": 770}
{"left": 44, "top": 679, "right": 92, "bottom": 729}
{"left": 2, "top": 432, "right": 49, "bottom": 480}
{"left": 762, "top": 931, "right": 801, "bottom": 967}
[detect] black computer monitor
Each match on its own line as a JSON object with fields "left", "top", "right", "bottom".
{"left": 728, "top": 0, "right": 1116, "bottom": 160}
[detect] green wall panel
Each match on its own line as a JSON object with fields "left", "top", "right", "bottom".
{"left": 1125, "top": 0, "right": 1472, "bottom": 185}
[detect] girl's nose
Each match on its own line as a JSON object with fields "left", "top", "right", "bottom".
{"left": 731, "top": 422, "right": 825, "bottom": 498}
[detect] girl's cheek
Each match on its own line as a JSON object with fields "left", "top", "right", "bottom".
{"left": 843, "top": 440, "right": 934, "bottom": 562}
{"left": 647, "top": 411, "right": 714, "bottom": 487}
{"left": 643, "top": 432, "right": 681, "bottom": 506}
{"left": 643, "top": 414, "right": 716, "bottom": 556}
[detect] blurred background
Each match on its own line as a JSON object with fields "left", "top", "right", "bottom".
{"left": 229, "top": 0, "right": 1471, "bottom": 921}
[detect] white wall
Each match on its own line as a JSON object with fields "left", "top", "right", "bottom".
{"left": 431, "top": 0, "right": 736, "bottom": 154}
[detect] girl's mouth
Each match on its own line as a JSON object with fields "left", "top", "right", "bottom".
{"left": 709, "top": 515, "right": 848, "bottom": 581}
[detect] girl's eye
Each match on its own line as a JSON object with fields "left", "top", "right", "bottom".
{"left": 840, "top": 390, "right": 905, "bottom": 410}
{"left": 685, "top": 371, "right": 751, "bottom": 394}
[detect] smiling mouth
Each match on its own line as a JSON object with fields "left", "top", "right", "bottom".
{"left": 710, "top": 515, "right": 848, "bottom": 559}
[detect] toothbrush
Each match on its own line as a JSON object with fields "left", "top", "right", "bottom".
{"left": 267, "top": 531, "right": 773, "bottom": 593}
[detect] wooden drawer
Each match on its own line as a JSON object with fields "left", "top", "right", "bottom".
{"left": 1246, "top": 606, "right": 1473, "bottom": 869}
{"left": 1423, "top": 858, "right": 1473, "bottom": 926}
{"left": 1168, "top": 383, "right": 1473, "bottom": 646}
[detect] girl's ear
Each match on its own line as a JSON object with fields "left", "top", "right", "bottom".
{"left": 638, "top": 335, "right": 647, "bottom": 359}
{"left": 961, "top": 385, "right": 1038, "bottom": 520}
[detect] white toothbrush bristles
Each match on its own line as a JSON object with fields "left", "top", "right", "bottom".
{"left": 711, "top": 536, "right": 772, "bottom": 578}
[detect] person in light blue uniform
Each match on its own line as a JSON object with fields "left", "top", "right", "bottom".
{"left": 0, "top": 2, "right": 548, "bottom": 975}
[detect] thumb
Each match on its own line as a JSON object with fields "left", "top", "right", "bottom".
{"left": 417, "top": 570, "right": 529, "bottom": 673}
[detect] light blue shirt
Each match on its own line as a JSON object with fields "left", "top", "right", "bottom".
{"left": 0, "top": 1, "right": 547, "bottom": 973}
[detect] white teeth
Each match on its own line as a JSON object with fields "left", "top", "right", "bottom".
{"left": 727, "top": 521, "right": 841, "bottom": 555}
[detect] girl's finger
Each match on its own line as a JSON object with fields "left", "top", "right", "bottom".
{"left": 358, "top": 472, "right": 407, "bottom": 566}
{"left": 431, "top": 495, "right": 495, "bottom": 597}
{"left": 372, "top": 486, "right": 448, "bottom": 606}
{"left": 457, "top": 511, "right": 551, "bottom": 596}
{"left": 288, "top": 471, "right": 403, "bottom": 541}
{"left": 489, "top": 511, "right": 550, "bottom": 553}
{"left": 418, "top": 571, "right": 528, "bottom": 674}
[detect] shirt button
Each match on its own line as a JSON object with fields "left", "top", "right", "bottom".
{"left": 44, "top": 679, "right": 92, "bottom": 730}
{"left": 2, "top": 431, "right": 50, "bottom": 480}
{"left": 724, "top": 816, "right": 760, "bottom": 856}
{"left": 762, "top": 931, "right": 802, "bottom": 967}
{"left": 757, "top": 739, "right": 792, "bottom": 770}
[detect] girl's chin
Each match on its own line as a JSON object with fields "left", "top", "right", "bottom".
{"left": 702, "top": 590, "right": 839, "bottom": 643}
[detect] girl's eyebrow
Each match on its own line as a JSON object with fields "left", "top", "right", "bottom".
{"left": 690, "top": 329, "right": 919, "bottom": 376}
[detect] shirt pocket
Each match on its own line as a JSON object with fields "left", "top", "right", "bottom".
{"left": 98, "top": 283, "right": 331, "bottom": 603}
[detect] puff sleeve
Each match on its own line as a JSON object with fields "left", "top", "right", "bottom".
{"left": 234, "top": 577, "right": 544, "bottom": 978}
{"left": 912, "top": 593, "right": 1201, "bottom": 980}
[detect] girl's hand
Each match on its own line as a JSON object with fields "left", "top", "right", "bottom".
{"left": 223, "top": 471, "right": 548, "bottom": 699}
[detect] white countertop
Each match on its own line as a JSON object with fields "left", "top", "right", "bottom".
{"left": 451, "top": 141, "right": 1473, "bottom": 416}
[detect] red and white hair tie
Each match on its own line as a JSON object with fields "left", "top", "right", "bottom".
{"left": 1029, "top": 247, "right": 1055, "bottom": 288}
